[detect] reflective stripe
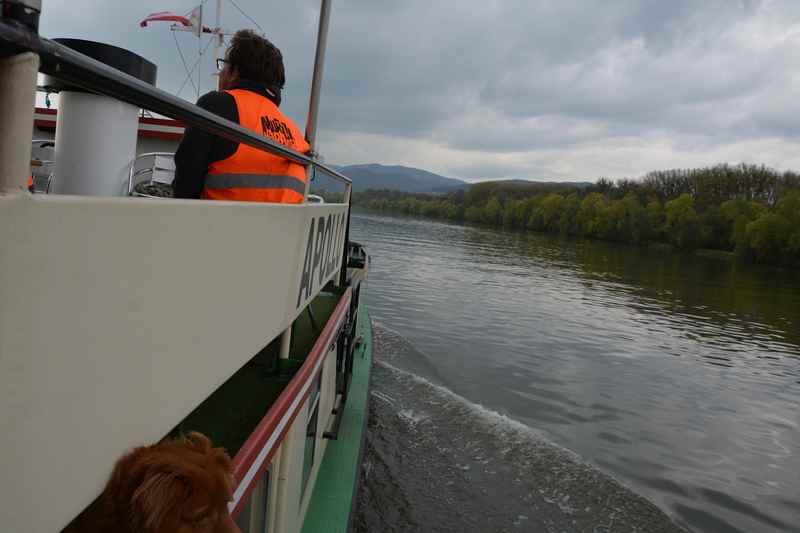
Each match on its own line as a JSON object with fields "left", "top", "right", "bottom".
{"left": 203, "top": 173, "right": 306, "bottom": 194}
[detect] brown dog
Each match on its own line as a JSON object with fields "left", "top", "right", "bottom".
{"left": 63, "top": 432, "right": 241, "bottom": 533}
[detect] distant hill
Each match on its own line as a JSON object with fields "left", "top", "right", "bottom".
{"left": 334, "top": 164, "right": 468, "bottom": 193}
{"left": 329, "top": 163, "right": 594, "bottom": 193}
{"left": 475, "top": 179, "right": 594, "bottom": 189}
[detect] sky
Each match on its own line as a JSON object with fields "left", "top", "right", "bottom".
{"left": 39, "top": 0, "right": 800, "bottom": 183}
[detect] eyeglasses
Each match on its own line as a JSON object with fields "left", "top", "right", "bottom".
{"left": 216, "top": 58, "right": 230, "bottom": 72}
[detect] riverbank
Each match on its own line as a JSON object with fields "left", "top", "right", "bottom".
{"left": 645, "top": 242, "right": 736, "bottom": 261}
{"left": 353, "top": 164, "right": 800, "bottom": 268}
{"left": 359, "top": 206, "right": 749, "bottom": 265}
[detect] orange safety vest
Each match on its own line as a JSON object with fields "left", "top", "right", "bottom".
{"left": 27, "top": 175, "right": 33, "bottom": 193}
{"left": 202, "top": 89, "right": 310, "bottom": 203}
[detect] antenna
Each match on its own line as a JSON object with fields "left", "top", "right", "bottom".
{"left": 214, "top": 0, "right": 224, "bottom": 65}
{"left": 140, "top": 4, "right": 232, "bottom": 98}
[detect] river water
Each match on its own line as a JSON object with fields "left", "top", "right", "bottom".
{"left": 350, "top": 212, "right": 800, "bottom": 533}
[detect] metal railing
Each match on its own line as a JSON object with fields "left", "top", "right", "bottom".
{"left": 30, "top": 138, "right": 54, "bottom": 192}
{"left": 0, "top": 16, "right": 352, "bottom": 198}
{"left": 127, "top": 152, "right": 176, "bottom": 197}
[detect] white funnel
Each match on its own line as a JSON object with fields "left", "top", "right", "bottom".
{"left": 43, "top": 39, "right": 157, "bottom": 196}
{"left": 52, "top": 92, "right": 139, "bottom": 196}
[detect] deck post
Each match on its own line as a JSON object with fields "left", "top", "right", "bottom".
{"left": 334, "top": 181, "right": 352, "bottom": 288}
{"left": 0, "top": 51, "right": 38, "bottom": 193}
{"left": 279, "top": 325, "right": 292, "bottom": 360}
{"left": 273, "top": 419, "right": 305, "bottom": 533}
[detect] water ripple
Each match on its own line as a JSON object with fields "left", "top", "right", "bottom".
{"left": 352, "top": 212, "right": 800, "bottom": 533}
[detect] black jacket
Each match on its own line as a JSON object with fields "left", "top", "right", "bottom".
{"left": 172, "top": 80, "right": 282, "bottom": 199}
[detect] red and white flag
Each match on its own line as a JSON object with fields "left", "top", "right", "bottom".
{"left": 139, "top": 11, "right": 192, "bottom": 28}
{"left": 188, "top": 5, "right": 203, "bottom": 37}
{"left": 139, "top": 5, "right": 207, "bottom": 36}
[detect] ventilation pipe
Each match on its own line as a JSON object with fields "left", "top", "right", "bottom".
{"left": 43, "top": 40, "right": 156, "bottom": 196}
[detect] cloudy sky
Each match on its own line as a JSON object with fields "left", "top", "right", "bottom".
{"left": 40, "top": 0, "right": 800, "bottom": 183}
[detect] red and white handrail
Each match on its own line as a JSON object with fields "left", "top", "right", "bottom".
{"left": 228, "top": 287, "right": 352, "bottom": 516}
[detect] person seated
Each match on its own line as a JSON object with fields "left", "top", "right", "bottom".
{"left": 173, "top": 30, "right": 309, "bottom": 203}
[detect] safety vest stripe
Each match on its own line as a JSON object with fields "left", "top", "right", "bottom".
{"left": 203, "top": 173, "right": 306, "bottom": 194}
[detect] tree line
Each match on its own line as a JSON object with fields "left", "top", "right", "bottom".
{"left": 353, "top": 163, "right": 800, "bottom": 267}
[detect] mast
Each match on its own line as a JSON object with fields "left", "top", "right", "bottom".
{"left": 303, "top": 0, "right": 332, "bottom": 199}
{"left": 305, "top": 0, "right": 332, "bottom": 156}
{"left": 196, "top": 15, "right": 201, "bottom": 99}
{"left": 213, "top": 0, "right": 224, "bottom": 64}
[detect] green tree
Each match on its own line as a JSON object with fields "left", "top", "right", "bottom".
{"left": 616, "top": 193, "right": 647, "bottom": 243}
{"left": 559, "top": 193, "right": 582, "bottom": 236}
{"left": 483, "top": 196, "right": 503, "bottom": 225}
{"left": 720, "top": 198, "right": 767, "bottom": 256}
{"left": 577, "top": 193, "right": 607, "bottom": 237}
{"left": 699, "top": 206, "right": 728, "bottom": 250}
{"left": 746, "top": 213, "right": 790, "bottom": 263}
{"left": 646, "top": 199, "right": 665, "bottom": 242}
{"left": 776, "top": 190, "right": 800, "bottom": 224}
{"left": 446, "top": 203, "right": 463, "bottom": 221}
{"left": 465, "top": 205, "right": 483, "bottom": 223}
{"left": 665, "top": 193, "right": 700, "bottom": 249}
{"left": 539, "top": 193, "right": 565, "bottom": 233}
{"left": 527, "top": 195, "right": 546, "bottom": 231}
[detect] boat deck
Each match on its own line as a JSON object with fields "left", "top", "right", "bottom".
{"left": 169, "top": 291, "right": 343, "bottom": 456}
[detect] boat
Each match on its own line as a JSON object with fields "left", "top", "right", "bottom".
{"left": 0, "top": 1, "right": 372, "bottom": 532}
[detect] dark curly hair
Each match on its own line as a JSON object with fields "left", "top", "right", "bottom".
{"left": 226, "top": 30, "right": 285, "bottom": 90}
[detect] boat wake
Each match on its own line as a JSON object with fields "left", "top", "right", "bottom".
{"left": 353, "top": 325, "right": 687, "bottom": 533}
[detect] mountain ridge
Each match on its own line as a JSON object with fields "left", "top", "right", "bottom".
{"left": 332, "top": 163, "right": 467, "bottom": 193}
{"left": 330, "top": 163, "right": 593, "bottom": 192}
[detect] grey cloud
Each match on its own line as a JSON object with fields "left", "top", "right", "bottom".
{"left": 321, "top": 0, "right": 800, "bottom": 147}
{"left": 37, "top": 0, "right": 800, "bottom": 181}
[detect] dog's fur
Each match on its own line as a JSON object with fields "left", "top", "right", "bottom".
{"left": 63, "top": 432, "right": 241, "bottom": 533}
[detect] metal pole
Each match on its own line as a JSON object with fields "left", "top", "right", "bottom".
{"left": 213, "top": 0, "right": 223, "bottom": 63}
{"left": 338, "top": 204, "right": 351, "bottom": 287}
{"left": 0, "top": 52, "right": 38, "bottom": 193}
{"left": 279, "top": 325, "right": 292, "bottom": 360}
{"left": 335, "top": 182, "right": 352, "bottom": 287}
{"left": 197, "top": 28, "right": 201, "bottom": 99}
{"left": 303, "top": 0, "right": 332, "bottom": 200}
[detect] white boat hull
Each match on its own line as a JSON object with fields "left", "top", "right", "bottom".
{"left": 0, "top": 193, "right": 348, "bottom": 533}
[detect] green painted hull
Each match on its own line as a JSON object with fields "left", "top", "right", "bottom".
{"left": 301, "top": 302, "right": 372, "bottom": 533}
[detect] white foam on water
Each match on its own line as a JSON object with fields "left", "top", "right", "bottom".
{"left": 377, "top": 359, "right": 580, "bottom": 460}
{"left": 374, "top": 359, "right": 693, "bottom": 531}
{"left": 370, "top": 390, "right": 397, "bottom": 406}
{"left": 397, "top": 409, "right": 431, "bottom": 428}
{"left": 369, "top": 327, "right": 694, "bottom": 533}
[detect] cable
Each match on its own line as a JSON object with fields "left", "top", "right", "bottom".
{"left": 172, "top": 30, "right": 198, "bottom": 97}
{"left": 187, "top": 0, "right": 210, "bottom": 17}
{"left": 176, "top": 35, "right": 214, "bottom": 97}
{"left": 227, "top": 0, "right": 264, "bottom": 33}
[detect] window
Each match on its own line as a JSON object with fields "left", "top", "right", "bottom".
{"left": 235, "top": 465, "right": 271, "bottom": 533}
{"left": 301, "top": 372, "right": 322, "bottom": 496}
